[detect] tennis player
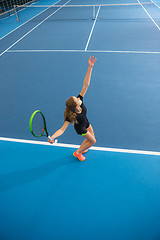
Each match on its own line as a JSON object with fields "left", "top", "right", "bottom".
{"left": 48, "top": 56, "right": 97, "bottom": 161}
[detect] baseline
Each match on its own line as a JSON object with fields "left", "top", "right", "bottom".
{"left": 1, "top": 137, "right": 160, "bottom": 156}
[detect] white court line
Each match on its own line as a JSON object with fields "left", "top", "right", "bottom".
{"left": 150, "top": 0, "right": 160, "bottom": 8}
{"left": 0, "top": 0, "right": 62, "bottom": 41}
{"left": 7, "top": 49, "right": 160, "bottom": 54}
{"left": 85, "top": 6, "right": 101, "bottom": 51}
{"left": 0, "top": 137, "right": 160, "bottom": 156}
{"left": 0, "top": 0, "right": 72, "bottom": 57}
{"left": 137, "top": 0, "right": 160, "bottom": 30}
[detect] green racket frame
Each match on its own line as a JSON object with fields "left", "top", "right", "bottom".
{"left": 29, "top": 110, "right": 49, "bottom": 138}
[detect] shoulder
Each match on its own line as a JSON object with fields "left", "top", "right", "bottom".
{"left": 65, "top": 117, "right": 71, "bottom": 123}
{"left": 77, "top": 94, "right": 83, "bottom": 101}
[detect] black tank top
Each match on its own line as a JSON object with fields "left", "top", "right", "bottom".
{"left": 74, "top": 95, "right": 88, "bottom": 127}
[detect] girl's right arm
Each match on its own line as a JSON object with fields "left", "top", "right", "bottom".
{"left": 80, "top": 56, "right": 97, "bottom": 97}
{"left": 48, "top": 121, "right": 70, "bottom": 144}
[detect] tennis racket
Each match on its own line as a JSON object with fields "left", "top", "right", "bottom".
{"left": 29, "top": 110, "right": 52, "bottom": 141}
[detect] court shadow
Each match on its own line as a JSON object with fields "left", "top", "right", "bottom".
{"left": 0, "top": 157, "right": 78, "bottom": 193}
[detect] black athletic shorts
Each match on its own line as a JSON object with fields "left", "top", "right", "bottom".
{"left": 74, "top": 119, "right": 90, "bottom": 136}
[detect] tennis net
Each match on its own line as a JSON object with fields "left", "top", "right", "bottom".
{"left": 13, "top": 1, "right": 160, "bottom": 23}
{"left": 0, "top": 0, "right": 39, "bottom": 19}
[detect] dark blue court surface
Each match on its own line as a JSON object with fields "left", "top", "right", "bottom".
{"left": 1, "top": 52, "right": 160, "bottom": 151}
{"left": 1, "top": 0, "right": 160, "bottom": 239}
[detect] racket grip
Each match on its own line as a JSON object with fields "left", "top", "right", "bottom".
{"left": 48, "top": 135, "right": 52, "bottom": 141}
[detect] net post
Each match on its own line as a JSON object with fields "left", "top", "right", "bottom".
{"left": 92, "top": 5, "right": 95, "bottom": 20}
{"left": 14, "top": 5, "right": 19, "bottom": 22}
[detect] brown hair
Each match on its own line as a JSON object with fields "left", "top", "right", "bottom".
{"left": 64, "top": 96, "right": 78, "bottom": 125}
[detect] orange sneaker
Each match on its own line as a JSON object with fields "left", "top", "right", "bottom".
{"left": 73, "top": 151, "right": 86, "bottom": 161}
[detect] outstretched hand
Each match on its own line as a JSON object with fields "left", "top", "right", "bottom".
{"left": 88, "top": 56, "right": 97, "bottom": 68}
{"left": 48, "top": 137, "right": 54, "bottom": 144}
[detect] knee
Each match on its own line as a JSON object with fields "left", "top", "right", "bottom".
{"left": 92, "top": 138, "right": 96, "bottom": 145}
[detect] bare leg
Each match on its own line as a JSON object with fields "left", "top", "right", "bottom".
{"left": 77, "top": 125, "right": 95, "bottom": 153}
{"left": 77, "top": 141, "right": 93, "bottom": 154}
{"left": 77, "top": 125, "right": 96, "bottom": 154}
{"left": 78, "top": 139, "right": 89, "bottom": 150}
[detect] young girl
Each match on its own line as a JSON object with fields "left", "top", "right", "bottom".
{"left": 48, "top": 56, "right": 97, "bottom": 161}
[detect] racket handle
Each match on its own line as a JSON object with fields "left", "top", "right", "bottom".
{"left": 48, "top": 135, "right": 52, "bottom": 141}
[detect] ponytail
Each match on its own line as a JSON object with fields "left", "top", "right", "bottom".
{"left": 64, "top": 96, "right": 78, "bottom": 125}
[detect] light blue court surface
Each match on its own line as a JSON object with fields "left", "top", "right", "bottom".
{"left": 1, "top": 0, "right": 160, "bottom": 239}
{"left": 1, "top": 140, "right": 160, "bottom": 240}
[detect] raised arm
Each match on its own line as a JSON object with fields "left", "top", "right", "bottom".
{"left": 80, "top": 56, "right": 97, "bottom": 97}
{"left": 48, "top": 121, "right": 70, "bottom": 144}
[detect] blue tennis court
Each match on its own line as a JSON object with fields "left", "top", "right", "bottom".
{"left": 1, "top": 0, "right": 160, "bottom": 239}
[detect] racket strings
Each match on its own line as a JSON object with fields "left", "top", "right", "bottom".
{"left": 32, "top": 112, "right": 45, "bottom": 137}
